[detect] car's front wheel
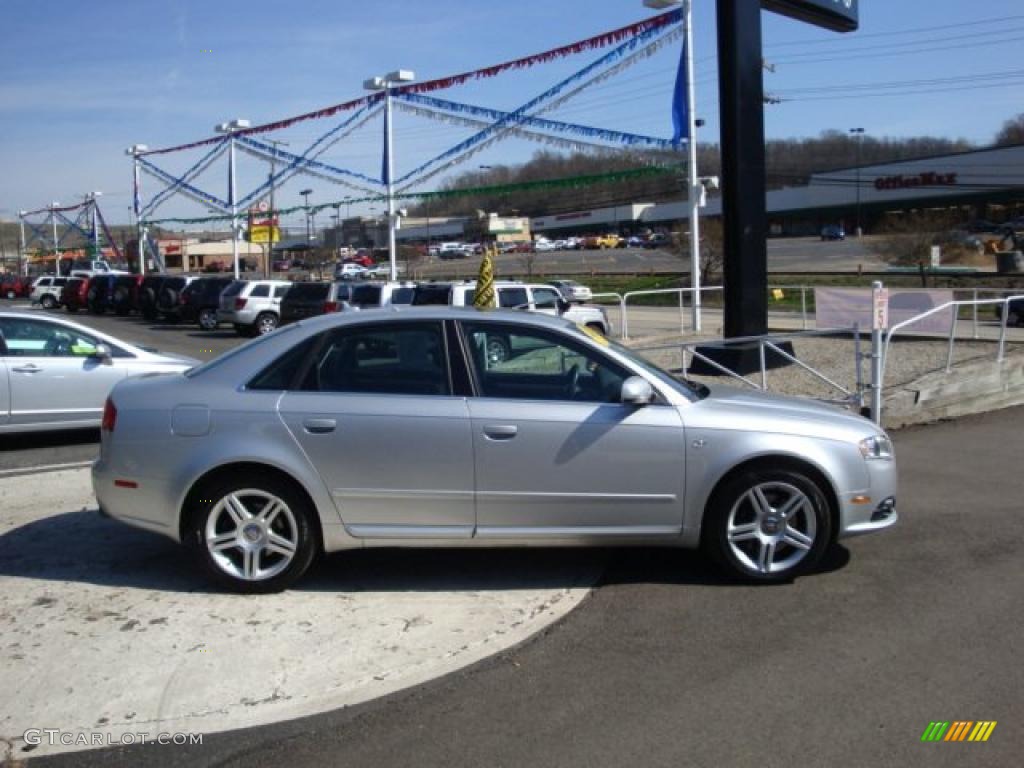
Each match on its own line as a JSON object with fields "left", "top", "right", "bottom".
{"left": 255, "top": 312, "right": 278, "bottom": 335}
{"left": 40, "top": 295, "right": 57, "bottom": 309}
{"left": 704, "top": 468, "right": 831, "bottom": 583}
{"left": 189, "top": 475, "right": 318, "bottom": 593}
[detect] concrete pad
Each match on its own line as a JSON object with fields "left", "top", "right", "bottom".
{"left": 0, "top": 469, "right": 600, "bottom": 757}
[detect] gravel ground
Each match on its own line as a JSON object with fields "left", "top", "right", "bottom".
{"left": 628, "top": 330, "right": 1024, "bottom": 406}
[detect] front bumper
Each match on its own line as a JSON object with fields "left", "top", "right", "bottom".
{"left": 837, "top": 458, "right": 898, "bottom": 538}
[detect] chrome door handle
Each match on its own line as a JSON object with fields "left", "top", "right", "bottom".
{"left": 12, "top": 364, "right": 41, "bottom": 373}
{"left": 483, "top": 424, "right": 518, "bottom": 441}
{"left": 302, "top": 418, "right": 336, "bottom": 434}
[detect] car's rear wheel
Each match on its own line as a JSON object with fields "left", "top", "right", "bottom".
{"left": 189, "top": 476, "right": 318, "bottom": 593}
{"left": 255, "top": 312, "right": 278, "bottom": 335}
{"left": 198, "top": 308, "right": 218, "bottom": 331}
{"left": 704, "top": 468, "right": 831, "bottom": 583}
{"left": 40, "top": 295, "right": 56, "bottom": 309}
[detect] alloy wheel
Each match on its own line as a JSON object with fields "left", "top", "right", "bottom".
{"left": 204, "top": 489, "right": 299, "bottom": 582}
{"left": 725, "top": 481, "right": 817, "bottom": 576}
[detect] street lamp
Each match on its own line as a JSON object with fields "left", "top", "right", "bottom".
{"left": 644, "top": 0, "right": 702, "bottom": 330}
{"left": 48, "top": 201, "right": 61, "bottom": 275}
{"left": 125, "top": 144, "right": 148, "bottom": 275}
{"left": 17, "top": 210, "right": 28, "bottom": 277}
{"left": 215, "top": 118, "right": 251, "bottom": 278}
{"left": 364, "top": 68, "right": 415, "bottom": 281}
{"left": 850, "top": 127, "right": 865, "bottom": 237}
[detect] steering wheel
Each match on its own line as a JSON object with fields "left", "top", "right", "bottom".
{"left": 44, "top": 335, "right": 71, "bottom": 357}
{"left": 564, "top": 364, "right": 580, "bottom": 400}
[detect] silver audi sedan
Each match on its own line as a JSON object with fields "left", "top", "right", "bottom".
{"left": 93, "top": 307, "right": 897, "bottom": 592}
{"left": 0, "top": 311, "right": 197, "bottom": 433}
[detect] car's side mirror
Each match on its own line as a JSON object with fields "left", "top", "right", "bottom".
{"left": 91, "top": 343, "right": 113, "bottom": 364}
{"left": 557, "top": 298, "right": 570, "bottom": 314}
{"left": 620, "top": 376, "right": 654, "bottom": 405}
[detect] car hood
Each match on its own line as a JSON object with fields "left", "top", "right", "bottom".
{"left": 688, "top": 384, "right": 879, "bottom": 442}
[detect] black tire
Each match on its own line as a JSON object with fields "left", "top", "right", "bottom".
{"left": 187, "top": 473, "right": 318, "bottom": 594}
{"left": 198, "top": 308, "right": 219, "bottom": 331}
{"left": 703, "top": 467, "right": 832, "bottom": 584}
{"left": 65, "top": 305, "right": 78, "bottom": 313}
{"left": 254, "top": 312, "right": 278, "bottom": 336}
{"left": 40, "top": 295, "right": 57, "bottom": 310}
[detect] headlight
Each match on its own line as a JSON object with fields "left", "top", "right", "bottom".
{"left": 859, "top": 435, "right": 894, "bottom": 460}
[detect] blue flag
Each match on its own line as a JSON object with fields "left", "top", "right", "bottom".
{"left": 671, "top": 33, "right": 689, "bottom": 147}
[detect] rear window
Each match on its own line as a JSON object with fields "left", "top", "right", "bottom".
{"left": 284, "top": 282, "right": 330, "bottom": 300}
{"left": 498, "top": 287, "right": 529, "bottom": 308}
{"left": 350, "top": 284, "right": 382, "bottom": 307}
{"left": 390, "top": 287, "right": 414, "bottom": 305}
{"left": 411, "top": 284, "right": 452, "bottom": 306}
{"left": 250, "top": 284, "right": 270, "bottom": 298}
{"left": 222, "top": 281, "right": 246, "bottom": 297}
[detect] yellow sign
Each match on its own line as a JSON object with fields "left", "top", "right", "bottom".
{"left": 247, "top": 226, "right": 280, "bottom": 244}
{"left": 577, "top": 323, "right": 609, "bottom": 346}
{"left": 772, "top": 288, "right": 785, "bottom": 301}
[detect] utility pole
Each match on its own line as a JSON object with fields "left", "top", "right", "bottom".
{"left": 18, "top": 211, "right": 27, "bottom": 277}
{"left": 50, "top": 202, "right": 60, "bottom": 275}
{"left": 266, "top": 138, "right": 288, "bottom": 276}
{"left": 850, "top": 127, "right": 865, "bottom": 237}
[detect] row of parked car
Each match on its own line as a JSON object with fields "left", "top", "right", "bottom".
{"left": 19, "top": 272, "right": 609, "bottom": 341}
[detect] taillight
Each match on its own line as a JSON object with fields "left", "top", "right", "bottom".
{"left": 101, "top": 398, "right": 117, "bottom": 432}
{"left": 235, "top": 297, "right": 248, "bottom": 310}
{"left": 324, "top": 301, "right": 338, "bottom": 313}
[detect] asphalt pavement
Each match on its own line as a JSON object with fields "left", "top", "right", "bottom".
{"left": 28, "top": 406, "right": 1023, "bottom": 768}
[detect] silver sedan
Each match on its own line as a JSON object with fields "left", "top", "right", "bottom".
{"left": 93, "top": 307, "right": 897, "bottom": 592}
{"left": 0, "top": 311, "right": 197, "bottom": 433}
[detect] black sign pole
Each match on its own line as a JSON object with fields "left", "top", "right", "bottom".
{"left": 717, "top": 0, "right": 768, "bottom": 339}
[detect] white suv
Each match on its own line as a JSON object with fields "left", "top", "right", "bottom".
{"left": 30, "top": 276, "right": 68, "bottom": 309}
{"left": 218, "top": 279, "right": 292, "bottom": 336}
{"left": 411, "top": 281, "right": 611, "bottom": 360}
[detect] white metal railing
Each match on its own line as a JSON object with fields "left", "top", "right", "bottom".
{"left": 882, "top": 294, "right": 1024, "bottom": 383}
{"left": 633, "top": 326, "right": 865, "bottom": 410}
{"left": 605, "top": 286, "right": 724, "bottom": 339}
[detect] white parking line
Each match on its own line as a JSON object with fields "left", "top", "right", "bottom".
{"left": 0, "top": 460, "right": 93, "bottom": 479}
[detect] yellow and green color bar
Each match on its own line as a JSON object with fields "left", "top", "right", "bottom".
{"left": 921, "top": 721, "right": 997, "bottom": 742}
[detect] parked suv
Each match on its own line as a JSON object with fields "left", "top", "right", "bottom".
{"left": 86, "top": 274, "right": 118, "bottom": 314}
{"left": 178, "top": 276, "right": 233, "bottom": 330}
{"left": 61, "top": 277, "right": 90, "bottom": 313}
{"left": 156, "top": 276, "right": 199, "bottom": 321}
{"left": 110, "top": 274, "right": 143, "bottom": 316}
{"left": 135, "top": 275, "right": 168, "bottom": 321}
{"left": 349, "top": 281, "right": 416, "bottom": 308}
{"left": 218, "top": 279, "right": 291, "bottom": 336}
{"left": 30, "top": 276, "right": 67, "bottom": 309}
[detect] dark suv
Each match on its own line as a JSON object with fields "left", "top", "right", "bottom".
{"left": 156, "top": 276, "right": 198, "bottom": 321}
{"left": 178, "top": 276, "right": 233, "bottom": 330}
{"left": 62, "top": 277, "right": 90, "bottom": 312}
{"left": 135, "top": 275, "right": 168, "bottom": 321}
{"left": 110, "top": 274, "right": 143, "bottom": 316}
{"left": 86, "top": 275, "right": 118, "bottom": 314}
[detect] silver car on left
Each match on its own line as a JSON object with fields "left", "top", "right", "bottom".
{"left": 0, "top": 311, "right": 197, "bottom": 433}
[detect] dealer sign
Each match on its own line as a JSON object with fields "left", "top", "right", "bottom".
{"left": 762, "top": 0, "right": 859, "bottom": 33}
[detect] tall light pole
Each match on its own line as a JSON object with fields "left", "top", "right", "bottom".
{"left": 645, "top": 0, "right": 702, "bottom": 330}
{"left": 85, "top": 191, "right": 102, "bottom": 257}
{"left": 265, "top": 138, "right": 288, "bottom": 274}
{"left": 216, "top": 119, "right": 251, "bottom": 278}
{"left": 365, "top": 69, "right": 415, "bottom": 282}
{"left": 125, "top": 144, "right": 148, "bottom": 275}
{"left": 48, "top": 201, "right": 61, "bottom": 275}
{"left": 300, "top": 187, "right": 313, "bottom": 254}
{"left": 17, "top": 211, "right": 27, "bottom": 277}
{"left": 849, "top": 127, "right": 865, "bottom": 237}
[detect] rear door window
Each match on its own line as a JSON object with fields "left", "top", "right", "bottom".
{"left": 249, "top": 284, "right": 270, "bottom": 298}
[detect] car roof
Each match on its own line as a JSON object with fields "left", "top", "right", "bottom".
{"left": 293, "top": 304, "right": 578, "bottom": 334}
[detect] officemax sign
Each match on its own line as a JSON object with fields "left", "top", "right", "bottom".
{"left": 874, "top": 172, "right": 958, "bottom": 191}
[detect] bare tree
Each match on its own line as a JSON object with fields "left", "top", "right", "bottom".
{"left": 995, "top": 113, "right": 1024, "bottom": 147}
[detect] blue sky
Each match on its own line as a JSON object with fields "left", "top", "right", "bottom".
{"left": 2, "top": 0, "right": 1023, "bottom": 227}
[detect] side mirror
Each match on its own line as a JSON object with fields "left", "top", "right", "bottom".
{"left": 557, "top": 298, "right": 570, "bottom": 315}
{"left": 620, "top": 376, "right": 654, "bottom": 405}
{"left": 91, "top": 343, "right": 113, "bottom": 364}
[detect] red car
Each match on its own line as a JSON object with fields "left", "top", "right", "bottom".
{"left": 343, "top": 254, "right": 375, "bottom": 268}
{"left": 1, "top": 275, "right": 33, "bottom": 299}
